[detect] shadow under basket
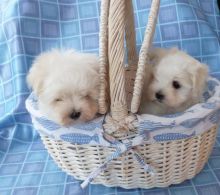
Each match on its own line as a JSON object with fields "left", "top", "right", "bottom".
{"left": 41, "top": 126, "right": 217, "bottom": 189}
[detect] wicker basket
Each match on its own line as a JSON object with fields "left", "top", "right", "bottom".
{"left": 41, "top": 126, "right": 217, "bottom": 189}
{"left": 31, "top": 0, "right": 219, "bottom": 189}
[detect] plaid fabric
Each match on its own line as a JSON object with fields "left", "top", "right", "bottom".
{"left": 0, "top": 0, "right": 220, "bottom": 194}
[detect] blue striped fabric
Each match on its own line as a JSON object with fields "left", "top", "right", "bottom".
{"left": 0, "top": 0, "right": 220, "bottom": 195}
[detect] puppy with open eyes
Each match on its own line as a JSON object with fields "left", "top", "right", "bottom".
{"left": 139, "top": 47, "right": 208, "bottom": 115}
{"left": 27, "top": 49, "right": 100, "bottom": 126}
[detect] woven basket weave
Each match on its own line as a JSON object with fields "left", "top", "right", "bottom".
{"left": 39, "top": 0, "right": 218, "bottom": 189}
{"left": 41, "top": 126, "right": 217, "bottom": 189}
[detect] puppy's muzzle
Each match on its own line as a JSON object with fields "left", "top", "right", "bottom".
{"left": 70, "top": 111, "right": 81, "bottom": 120}
{"left": 155, "top": 91, "right": 164, "bottom": 102}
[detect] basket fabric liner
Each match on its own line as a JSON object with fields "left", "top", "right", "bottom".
{"left": 26, "top": 77, "right": 220, "bottom": 146}
{"left": 26, "top": 77, "right": 220, "bottom": 187}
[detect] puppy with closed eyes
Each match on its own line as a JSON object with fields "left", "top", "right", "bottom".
{"left": 139, "top": 47, "right": 208, "bottom": 115}
{"left": 27, "top": 49, "right": 100, "bottom": 126}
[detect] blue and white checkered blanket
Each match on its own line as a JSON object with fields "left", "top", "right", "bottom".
{"left": 1, "top": 0, "right": 220, "bottom": 194}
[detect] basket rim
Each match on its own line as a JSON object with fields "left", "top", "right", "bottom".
{"left": 25, "top": 76, "right": 220, "bottom": 146}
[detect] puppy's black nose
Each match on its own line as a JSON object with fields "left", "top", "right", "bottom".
{"left": 155, "top": 91, "right": 164, "bottom": 101}
{"left": 70, "top": 111, "right": 81, "bottom": 120}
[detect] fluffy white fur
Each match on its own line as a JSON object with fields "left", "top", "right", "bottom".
{"left": 27, "top": 49, "right": 100, "bottom": 126}
{"left": 139, "top": 47, "right": 208, "bottom": 115}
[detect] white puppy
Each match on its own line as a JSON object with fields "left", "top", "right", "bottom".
{"left": 27, "top": 49, "right": 100, "bottom": 126}
{"left": 140, "top": 47, "right": 208, "bottom": 115}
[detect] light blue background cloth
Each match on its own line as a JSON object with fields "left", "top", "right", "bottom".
{"left": 0, "top": 0, "right": 220, "bottom": 194}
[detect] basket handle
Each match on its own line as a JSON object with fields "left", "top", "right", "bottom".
{"left": 125, "top": 0, "right": 138, "bottom": 68}
{"left": 98, "top": 0, "right": 110, "bottom": 114}
{"left": 124, "top": 0, "right": 138, "bottom": 110}
{"left": 98, "top": 0, "right": 138, "bottom": 116}
{"left": 130, "top": 0, "right": 160, "bottom": 113}
{"left": 98, "top": 0, "right": 160, "bottom": 118}
{"left": 108, "top": 0, "right": 128, "bottom": 121}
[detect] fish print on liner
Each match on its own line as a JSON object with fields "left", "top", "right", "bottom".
{"left": 163, "top": 110, "right": 195, "bottom": 118}
{"left": 201, "top": 102, "right": 218, "bottom": 109}
{"left": 35, "top": 117, "right": 61, "bottom": 131}
{"left": 179, "top": 118, "right": 204, "bottom": 128}
{"left": 153, "top": 131, "right": 195, "bottom": 142}
{"left": 208, "top": 110, "right": 220, "bottom": 124}
{"left": 71, "top": 119, "right": 103, "bottom": 131}
{"left": 163, "top": 112, "right": 186, "bottom": 118}
{"left": 29, "top": 100, "right": 38, "bottom": 110}
{"left": 27, "top": 93, "right": 39, "bottom": 110}
{"left": 139, "top": 120, "right": 176, "bottom": 131}
{"left": 203, "top": 91, "right": 211, "bottom": 100}
{"left": 208, "top": 79, "right": 219, "bottom": 91}
{"left": 60, "top": 133, "right": 100, "bottom": 144}
{"left": 29, "top": 93, "right": 38, "bottom": 102}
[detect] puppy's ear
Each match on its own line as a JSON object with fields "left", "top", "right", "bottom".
{"left": 189, "top": 62, "right": 208, "bottom": 99}
{"left": 27, "top": 63, "right": 45, "bottom": 96}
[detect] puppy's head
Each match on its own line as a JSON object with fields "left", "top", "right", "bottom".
{"left": 27, "top": 50, "right": 99, "bottom": 126}
{"left": 147, "top": 48, "right": 208, "bottom": 111}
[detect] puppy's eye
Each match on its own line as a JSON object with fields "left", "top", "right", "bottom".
{"left": 84, "top": 94, "right": 91, "bottom": 99}
{"left": 172, "top": 81, "right": 181, "bottom": 89}
{"left": 55, "top": 98, "right": 63, "bottom": 102}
